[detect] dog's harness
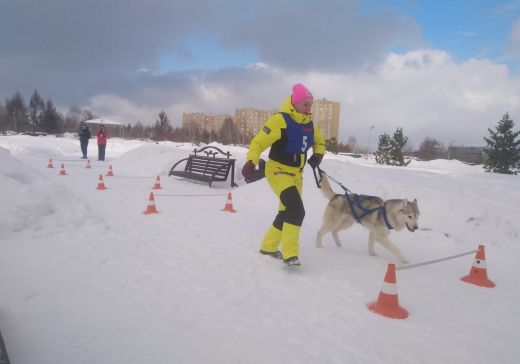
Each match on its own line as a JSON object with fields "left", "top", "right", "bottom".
{"left": 313, "top": 167, "right": 394, "bottom": 230}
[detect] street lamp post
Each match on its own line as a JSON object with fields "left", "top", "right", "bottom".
{"left": 448, "top": 140, "right": 455, "bottom": 160}
{"left": 368, "top": 125, "right": 375, "bottom": 153}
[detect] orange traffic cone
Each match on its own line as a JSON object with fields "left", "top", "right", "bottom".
{"left": 85, "top": 159, "right": 92, "bottom": 169}
{"left": 143, "top": 192, "right": 158, "bottom": 214}
{"left": 152, "top": 176, "right": 162, "bottom": 189}
{"left": 460, "top": 245, "right": 495, "bottom": 288}
{"left": 106, "top": 164, "right": 114, "bottom": 176}
{"left": 367, "top": 263, "right": 408, "bottom": 319}
{"left": 47, "top": 159, "right": 55, "bottom": 168}
{"left": 58, "top": 163, "right": 67, "bottom": 176}
{"left": 96, "top": 174, "right": 107, "bottom": 190}
{"left": 221, "top": 192, "right": 236, "bottom": 213}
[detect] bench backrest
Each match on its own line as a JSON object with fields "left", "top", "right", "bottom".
{"left": 186, "top": 155, "right": 233, "bottom": 178}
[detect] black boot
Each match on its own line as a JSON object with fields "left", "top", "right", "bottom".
{"left": 283, "top": 256, "right": 301, "bottom": 266}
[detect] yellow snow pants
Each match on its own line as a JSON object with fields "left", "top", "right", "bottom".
{"left": 260, "top": 160, "right": 304, "bottom": 260}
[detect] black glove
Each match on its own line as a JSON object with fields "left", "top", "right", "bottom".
{"left": 307, "top": 153, "right": 323, "bottom": 169}
{"left": 242, "top": 160, "right": 256, "bottom": 179}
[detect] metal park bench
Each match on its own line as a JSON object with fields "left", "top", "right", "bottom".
{"left": 168, "top": 146, "right": 238, "bottom": 188}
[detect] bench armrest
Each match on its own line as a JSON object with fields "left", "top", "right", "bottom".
{"left": 168, "top": 157, "right": 189, "bottom": 176}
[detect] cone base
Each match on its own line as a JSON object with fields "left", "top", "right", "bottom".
{"left": 460, "top": 275, "right": 495, "bottom": 288}
{"left": 96, "top": 185, "right": 107, "bottom": 190}
{"left": 152, "top": 186, "right": 162, "bottom": 189}
{"left": 222, "top": 206, "right": 236, "bottom": 213}
{"left": 47, "top": 165, "right": 54, "bottom": 168}
{"left": 59, "top": 172, "right": 67, "bottom": 175}
{"left": 367, "top": 302, "right": 409, "bottom": 319}
{"left": 143, "top": 208, "right": 158, "bottom": 214}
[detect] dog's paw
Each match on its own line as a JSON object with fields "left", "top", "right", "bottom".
{"left": 316, "top": 242, "right": 323, "bottom": 248}
{"left": 400, "top": 258, "right": 410, "bottom": 264}
{"left": 369, "top": 251, "right": 378, "bottom": 257}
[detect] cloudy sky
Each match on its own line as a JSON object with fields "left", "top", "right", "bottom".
{"left": 2, "top": 0, "right": 520, "bottom": 147}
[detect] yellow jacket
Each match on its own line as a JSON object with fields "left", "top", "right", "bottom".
{"left": 246, "top": 96, "right": 326, "bottom": 170}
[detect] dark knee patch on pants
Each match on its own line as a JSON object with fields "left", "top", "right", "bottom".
{"left": 280, "top": 186, "right": 305, "bottom": 226}
{"left": 273, "top": 211, "right": 285, "bottom": 230}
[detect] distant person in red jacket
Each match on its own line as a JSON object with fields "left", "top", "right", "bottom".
{"left": 96, "top": 124, "right": 109, "bottom": 161}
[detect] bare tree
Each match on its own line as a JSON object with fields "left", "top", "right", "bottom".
{"left": 81, "top": 109, "right": 97, "bottom": 122}
{"left": 0, "top": 102, "right": 7, "bottom": 132}
{"left": 5, "top": 92, "right": 28, "bottom": 132}
{"left": 171, "top": 126, "right": 188, "bottom": 142}
{"left": 64, "top": 105, "right": 82, "bottom": 133}
{"left": 415, "top": 137, "right": 446, "bottom": 160}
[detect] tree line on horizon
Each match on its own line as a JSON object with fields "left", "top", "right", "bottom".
{"left": 372, "top": 113, "right": 520, "bottom": 174}
{"left": 1, "top": 90, "right": 519, "bottom": 173}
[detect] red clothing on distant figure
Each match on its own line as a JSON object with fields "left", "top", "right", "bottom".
{"left": 96, "top": 127, "right": 108, "bottom": 145}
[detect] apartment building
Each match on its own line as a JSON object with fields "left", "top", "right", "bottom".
{"left": 182, "top": 97, "right": 340, "bottom": 143}
{"left": 182, "top": 112, "right": 232, "bottom": 133}
{"left": 234, "top": 107, "right": 277, "bottom": 138}
{"left": 311, "top": 98, "right": 340, "bottom": 141}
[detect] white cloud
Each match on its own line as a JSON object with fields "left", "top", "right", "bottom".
{"left": 297, "top": 50, "right": 520, "bottom": 147}
{"left": 86, "top": 49, "right": 520, "bottom": 148}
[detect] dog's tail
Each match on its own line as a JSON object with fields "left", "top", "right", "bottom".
{"left": 319, "top": 172, "right": 337, "bottom": 201}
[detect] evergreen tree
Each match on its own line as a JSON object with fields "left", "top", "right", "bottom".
{"left": 325, "top": 137, "right": 338, "bottom": 154}
{"left": 40, "top": 99, "right": 64, "bottom": 134}
{"left": 29, "top": 90, "right": 45, "bottom": 134}
{"left": 152, "top": 110, "right": 173, "bottom": 141}
{"left": 374, "top": 128, "right": 411, "bottom": 166}
{"left": 374, "top": 133, "right": 392, "bottom": 165}
{"left": 483, "top": 113, "right": 520, "bottom": 174}
{"left": 218, "top": 117, "right": 237, "bottom": 145}
{"left": 389, "top": 127, "right": 411, "bottom": 166}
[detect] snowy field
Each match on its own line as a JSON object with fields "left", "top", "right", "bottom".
{"left": 0, "top": 134, "right": 519, "bottom": 364}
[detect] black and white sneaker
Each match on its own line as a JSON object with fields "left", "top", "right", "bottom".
{"left": 259, "top": 250, "right": 283, "bottom": 260}
{"left": 283, "top": 256, "right": 301, "bottom": 266}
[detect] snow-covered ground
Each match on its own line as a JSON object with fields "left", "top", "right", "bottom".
{"left": 0, "top": 134, "right": 519, "bottom": 364}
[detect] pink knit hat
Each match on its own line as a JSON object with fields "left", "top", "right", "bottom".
{"left": 291, "top": 83, "right": 313, "bottom": 105}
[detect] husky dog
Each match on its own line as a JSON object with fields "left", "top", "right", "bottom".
{"left": 315, "top": 173, "right": 419, "bottom": 264}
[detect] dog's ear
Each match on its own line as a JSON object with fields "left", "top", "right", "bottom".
{"left": 401, "top": 199, "right": 408, "bottom": 208}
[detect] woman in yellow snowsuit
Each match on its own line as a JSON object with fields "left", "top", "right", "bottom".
{"left": 242, "top": 83, "right": 326, "bottom": 266}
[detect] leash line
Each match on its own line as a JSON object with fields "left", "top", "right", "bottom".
{"left": 155, "top": 194, "right": 227, "bottom": 197}
{"left": 320, "top": 167, "right": 393, "bottom": 229}
{"left": 396, "top": 249, "right": 477, "bottom": 271}
{"left": 55, "top": 159, "right": 89, "bottom": 162}
{"left": 113, "top": 176, "right": 156, "bottom": 179}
